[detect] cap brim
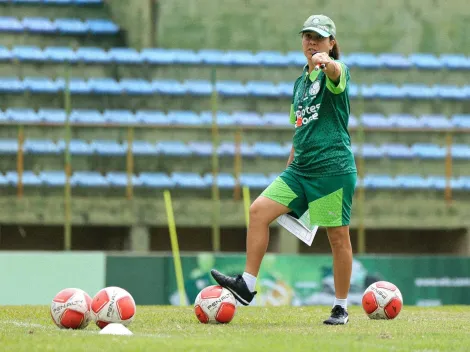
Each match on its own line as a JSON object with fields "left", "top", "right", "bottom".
{"left": 299, "top": 27, "right": 331, "bottom": 37}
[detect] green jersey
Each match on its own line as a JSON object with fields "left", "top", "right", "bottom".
{"left": 288, "top": 61, "right": 356, "bottom": 177}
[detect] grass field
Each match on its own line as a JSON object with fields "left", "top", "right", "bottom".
{"left": 0, "top": 305, "right": 469, "bottom": 351}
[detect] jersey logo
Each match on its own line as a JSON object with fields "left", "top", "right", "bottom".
{"left": 309, "top": 81, "right": 321, "bottom": 97}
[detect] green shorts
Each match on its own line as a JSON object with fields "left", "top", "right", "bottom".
{"left": 261, "top": 169, "right": 357, "bottom": 227}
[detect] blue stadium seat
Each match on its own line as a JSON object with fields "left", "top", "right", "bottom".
{"left": 215, "top": 81, "right": 248, "bottom": 97}
{"left": 0, "top": 77, "right": 24, "bottom": 93}
{"left": 411, "top": 143, "right": 446, "bottom": 159}
{"left": 76, "top": 47, "right": 110, "bottom": 63}
{"left": 198, "top": 49, "right": 231, "bottom": 65}
{"left": 172, "top": 172, "right": 206, "bottom": 189}
{"left": 167, "top": 110, "right": 201, "bottom": 125}
{"left": 38, "top": 108, "right": 66, "bottom": 123}
{"left": 169, "top": 49, "right": 201, "bottom": 65}
{"left": 266, "top": 172, "right": 280, "bottom": 184}
{"left": 22, "top": 17, "right": 57, "bottom": 33}
{"left": 409, "top": 53, "right": 441, "bottom": 69}
{"left": 88, "top": 78, "right": 122, "bottom": 94}
{"left": 363, "top": 84, "right": 405, "bottom": 99}
{"left": 70, "top": 109, "right": 104, "bottom": 124}
{"left": 0, "top": 46, "right": 12, "bottom": 61}
{"left": 451, "top": 144, "right": 470, "bottom": 160}
{"left": 138, "top": 172, "right": 175, "bottom": 188}
{"left": 264, "top": 112, "right": 290, "bottom": 127}
{"left": 361, "top": 144, "right": 384, "bottom": 158}
{"left": 6, "top": 171, "right": 42, "bottom": 186}
{"left": 218, "top": 142, "right": 255, "bottom": 157}
{"left": 286, "top": 51, "right": 306, "bottom": 66}
{"left": 55, "top": 78, "right": 91, "bottom": 94}
{"left": 465, "top": 86, "right": 470, "bottom": 99}
{"left": 140, "top": 48, "right": 175, "bottom": 65}
{"left": 24, "top": 139, "right": 60, "bottom": 154}
{"left": 427, "top": 176, "right": 464, "bottom": 191}
{"left": 13, "top": 0, "right": 42, "bottom": 4}
{"left": 0, "top": 139, "right": 19, "bottom": 154}
{"left": 40, "top": 171, "right": 66, "bottom": 187}
{"left": 43, "top": 0, "right": 73, "bottom": 4}
{"left": 106, "top": 172, "right": 142, "bottom": 187}
{"left": 157, "top": 141, "right": 191, "bottom": 156}
{"left": 199, "top": 111, "right": 235, "bottom": 125}
{"left": 389, "top": 114, "right": 423, "bottom": 128}
{"left": 54, "top": 18, "right": 88, "bottom": 34}
{"left": 103, "top": 109, "right": 137, "bottom": 124}
{"left": 382, "top": 144, "right": 415, "bottom": 159}
{"left": 12, "top": 46, "right": 46, "bottom": 61}
{"left": 130, "top": 141, "right": 158, "bottom": 156}
{"left": 253, "top": 141, "right": 289, "bottom": 158}
{"left": 71, "top": 171, "right": 108, "bottom": 187}
{"left": 451, "top": 114, "right": 470, "bottom": 128}
{"left": 0, "top": 110, "right": 8, "bottom": 123}
{"left": 152, "top": 79, "right": 186, "bottom": 95}
{"left": 396, "top": 175, "right": 431, "bottom": 189}
{"left": 0, "top": 173, "right": 9, "bottom": 187}
{"left": 348, "top": 83, "right": 359, "bottom": 98}
{"left": 232, "top": 111, "right": 265, "bottom": 126}
{"left": 377, "top": 53, "right": 411, "bottom": 69}
{"left": 24, "top": 77, "right": 59, "bottom": 93}
{"left": 420, "top": 115, "right": 452, "bottom": 129}
{"left": 183, "top": 80, "right": 212, "bottom": 96}
{"left": 439, "top": 54, "right": 470, "bottom": 70}
{"left": 435, "top": 85, "right": 466, "bottom": 100}
{"left": 255, "top": 51, "right": 289, "bottom": 66}
{"left": 85, "top": 19, "right": 119, "bottom": 34}
{"left": 108, "top": 48, "right": 142, "bottom": 64}
{"left": 348, "top": 115, "right": 358, "bottom": 128}
{"left": 240, "top": 173, "right": 270, "bottom": 189}
{"left": 402, "top": 84, "right": 437, "bottom": 99}
{"left": 74, "top": 0, "right": 103, "bottom": 4}
{"left": 363, "top": 174, "right": 396, "bottom": 189}
{"left": 6, "top": 108, "right": 40, "bottom": 123}
{"left": 203, "top": 173, "right": 236, "bottom": 189}
{"left": 361, "top": 113, "right": 393, "bottom": 128}
{"left": 246, "top": 81, "right": 280, "bottom": 97}
{"left": 44, "top": 47, "right": 77, "bottom": 63}
{"left": 188, "top": 141, "right": 213, "bottom": 156}
{"left": 278, "top": 81, "right": 294, "bottom": 97}
{"left": 347, "top": 53, "right": 382, "bottom": 69}
{"left": 0, "top": 17, "right": 23, "bottom": 32}
{"left": 91, "top": 140, "right": 126, "bottom": 156}
{"left": 225, "top": 50, "right": 260, "bottom": 66}
{"left": 57, "top": 139, "right": 93, "bottom": 155}
{"left": 135, "top": 110, "right": 168, "bottom": 125}
{"left": 120, "top": 78, "right": 155, "bottom": 95}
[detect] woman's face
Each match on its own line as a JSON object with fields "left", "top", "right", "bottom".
{"left": 302, "top": 32, "right": 335, "bottom": 59}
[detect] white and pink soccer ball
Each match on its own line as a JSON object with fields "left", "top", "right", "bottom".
{"left": 194, "top": 285, "right": 237, "bottom": 324}
{"left": 50, "top": 288, "right": 92, "bottom": 329}
{"left": 362, "top": 281, "right": 403, "bottom": 319}
{"left": 90, "top": 286, "right": 136, "bottom": 329}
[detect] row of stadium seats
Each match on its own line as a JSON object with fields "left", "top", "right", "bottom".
{"left": 0, "top": 17, "right": 118, "bottom": 34}
{"left": 1, "top": 139, "right": 469, "bottom": 159}
{"left": 1, "top": 45, "right": 469, "bottom": 69}
{"left": 0, "top": 77, "right": 469, "bottom": 99}
{"left": 1, "top": 0, "right": 102, "bottom": 4}
{"left": 1, "top": 108, "right": 469, "bottom": 128}
{"left": 2, "top": 170, "right": 470, "bottom": 190}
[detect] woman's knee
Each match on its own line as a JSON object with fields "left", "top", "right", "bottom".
{"left": 249, "top": 197, "right": 289, "bottom": 225}
{"left": 327, "top": 226, "right": 351, "bottom": 250}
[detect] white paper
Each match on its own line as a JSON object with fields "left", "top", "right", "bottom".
{"left": 276, "top": 212, "right": 319, "bottom": 246}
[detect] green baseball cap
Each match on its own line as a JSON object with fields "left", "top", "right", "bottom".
{"left": 299, "top": 14, "right": 336, "bottom": 37}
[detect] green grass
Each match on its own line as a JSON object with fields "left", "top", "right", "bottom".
{"left": 0, "top": 306, "right": 469, "bottom": 351}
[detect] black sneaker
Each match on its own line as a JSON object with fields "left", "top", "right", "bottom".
{"left": 210, "top": 269, "right": 256, "bottom": 306}
{"left": 323, "top": 305, "right": 349, "bottom": 325}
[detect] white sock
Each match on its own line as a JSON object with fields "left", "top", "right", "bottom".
{"left": 242, "top": 272, "right": 257, "bottom": 292}
{"left": 334, "top": 297, "right": 348, "bottom": 310}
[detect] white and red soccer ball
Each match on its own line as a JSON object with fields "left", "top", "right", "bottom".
{"left": 90, "top": 286, "right": 136, "bottom": 329}
{"left": 362, "top": 281, "right": 403, "bottom": 320}
{"left": 194, "top": 285, "right": 237, "bottom": 324}
{"left": 50, "top": 288, "right": 92, "bottom": 329}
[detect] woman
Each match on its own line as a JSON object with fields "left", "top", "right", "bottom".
{"left": 211, "top": 14, "right": 357, "bottom": 325}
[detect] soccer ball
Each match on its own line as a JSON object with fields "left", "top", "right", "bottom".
{"left": 362, "top": 281, "right": 403, "bottom": 320}
{"left": 90, "top": 286, "right": 136, "bottom": 329}
{"left": 194, "top": 285, "right": 237, "bottom": 324}
{"left": 50, "top": 288, "right": 92, "bottom": 329}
